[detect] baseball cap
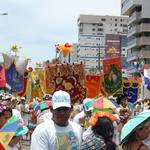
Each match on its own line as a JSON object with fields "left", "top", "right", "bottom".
{"left": 83, "top": 98, "right": 93, "bottom": 111}
{"left": 52, "top": 90, "right": 71, "bottom": 110}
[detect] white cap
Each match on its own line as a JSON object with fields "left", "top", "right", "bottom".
{"left": 52, "top": 90, "right": 71, "bottom": 110}
{"left": 83, "top": 98, "right": 93, "bottom": 111}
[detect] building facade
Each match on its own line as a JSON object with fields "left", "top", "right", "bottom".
{"left": 121, "top": 0, "right": 150, "bottom": 75}
{"left": 77, "top": 14, "right": 128, "bottom": 74}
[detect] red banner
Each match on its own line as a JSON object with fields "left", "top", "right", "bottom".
{"left": 102, "top": 56, "right": 122, "bottom": 94}
{"left": 84, "top": 74, "right": 106, "bottom": 98}
{"left": 45, "top": 63, "right": 86, "bottom": 104}
{"left": 0, "top": 65, "right": 6, "bottom": 87}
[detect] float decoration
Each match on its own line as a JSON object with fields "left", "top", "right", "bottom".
{"left": 45, "top": 62, "right": 86, "bottom": 104}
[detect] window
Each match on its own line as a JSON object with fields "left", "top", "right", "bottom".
{"left": 115, "top": 19, "right": 117, "bottom": 21}
{"left": 97, "top": 23, "right": 103, "bottom": 26}
{"left": 92, "top": 28, "right": 96, "bottom": 31}
{"left": 97, "top": 28, "right": 103, "bottom": 31}
{"left": 101, "top": 18, "right": 106, "bottom": 21}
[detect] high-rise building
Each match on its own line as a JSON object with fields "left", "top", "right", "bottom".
{"left": 77, "top": 14, "right": 128, "bottom": 73}
{"left": 121, "top": 0, "right": 150, "bottom": 75}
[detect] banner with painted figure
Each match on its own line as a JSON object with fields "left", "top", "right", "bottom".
{"left": 28, "top": 70, "right": 45, "bottom": 102}
{"left": 2, "top": 53, "right": 28, "bottom": 95}
{"left": 5, "top": 64, "right": 24, "bottom": 93}
{"left": 123, "top": 77, "right": 141, "bottom": 103}
{"left": 105, "top": 34, "right": 122, "bottom": 57}
{"left": 84, "top": 74, "right": 106, "bottom": 98}
{"left": 102, "top": 56, "right": 122, "bottom": 94}
{"left": 45, "top": 63, "right": 86, "bottom": 104}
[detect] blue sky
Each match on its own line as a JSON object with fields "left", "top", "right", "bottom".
{"left": 0, "top": 0, "right": 121, "bottom": 67}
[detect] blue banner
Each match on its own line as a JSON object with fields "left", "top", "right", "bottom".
{"left": 123, "top": 78, "right": 140, "bottom": 103}
{"left": 6, "top": 64, "right": 24, "bottom": 92}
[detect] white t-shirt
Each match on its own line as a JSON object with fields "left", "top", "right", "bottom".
{"left": 37, "top": 109, "right": 52, "bottom": 125}
{"left": 31, "top": 120, "right": 82, "bottom": 150}
{"left": 73, "top": 111, "right": 85, "bottom": 124}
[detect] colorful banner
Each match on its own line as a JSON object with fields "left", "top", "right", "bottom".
{"left": 6, "top": 64, "right": 24, "bottom": 93}
{"left": 123, "top": 77, "right": 141, "bottom": 103}
{"left": 29, "top": 71, "right": 44, "bottom": 102}
{"left": 0, "top": 65, "right": 6, "bottom": 87}
{"left": 105, "top": 34, "right": 122, "bottom": 57}
{"left": 102, "top": 56, "right": 122, "bottom": 94}
{"left": 45, "top": 63, "right": 86, "bottom": 104}
{"left": 84, "top": 74, "right": 106, "bottom": 98}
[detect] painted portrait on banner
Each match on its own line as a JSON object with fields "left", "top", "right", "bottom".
{"left": 102, "top": 56, "right": 122, "bottom": 94}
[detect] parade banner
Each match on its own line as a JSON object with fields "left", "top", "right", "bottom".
{"left": 29, "top": 71, "right": 45, "bottom": 102}
{"left": 5, "top": 64, "right": 24, "bottom": 93}
{"left": 45, "top": 63, "right": 86, "bottom": 104}
{"left": 0, "top": 65, "right": 6, "bottom": 87}
{"left": 84, "top": 74, "right": 106, "bottom": 98}
{"left": 123, "top": 77, "right": 141, "bottom": 103}
{"left": 105, "top": 34, "right": 122, "bottom": 57}
{"left": 102, "top": 56, "right": 122, "bottom": 94}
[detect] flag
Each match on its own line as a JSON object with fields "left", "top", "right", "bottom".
{"left": 0, "top": 116, "right": 20, "bottom": 149}
{"left": 0, "top": 65, "right": 6, "bottom": 87}
{"left": 143, "top": 69, "right": 150, "bottom": 91}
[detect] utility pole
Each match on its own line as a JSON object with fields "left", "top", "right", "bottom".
{"left": 97, "top": 45, "right": 101, "bottom": 72}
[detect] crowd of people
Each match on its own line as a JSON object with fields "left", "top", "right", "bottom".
{"left": 0, "top": 90, "right": 150, "bottom": 150}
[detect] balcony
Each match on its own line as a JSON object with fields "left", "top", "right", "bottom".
{"left": 121, "top": 0, "right": 141, "bottom": 15}
{"left": 127, "top": 51, "right": 139, "bottom": 62}
{"left": 127, "top": 26, "right": 136, "bottom": 37}
{"left": 127, "top": 38, "right": 140, "bottom": 49}
{"left": 127, "top": 25, "right": 140, "bottom": 37}
{"left": 139, "top": 37, "right": 150, "bottom": 45}
{"left": 140, "top": 23, "right": 150, "bottom": 32}
{"left": 142, "top": 50, "right": 150, "bottom": 59}
{"left": 128, "top": 11, "right": 141, "bottom": 25}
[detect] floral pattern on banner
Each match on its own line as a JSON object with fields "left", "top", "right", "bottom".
{"left": 45, "top": 63, "right": 86, "bottom": 104}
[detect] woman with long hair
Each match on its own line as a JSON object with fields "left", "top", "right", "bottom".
{"left": 81, "top": 116, "right": 117, "bottom": 150}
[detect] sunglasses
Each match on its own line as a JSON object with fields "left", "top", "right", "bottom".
{"left": 55, "top": 107, "right": 70, "bottom": 111}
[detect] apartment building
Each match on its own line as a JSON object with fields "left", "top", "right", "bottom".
{"left": 121, "top": 0, "right": 150, "bottom": 74}
{"left": 77, "top": 14, "right": 128, "bottom": 74}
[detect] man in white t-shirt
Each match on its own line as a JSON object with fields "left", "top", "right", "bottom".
{"left": 31, "top": 90, "right": 82, "bottom": 150}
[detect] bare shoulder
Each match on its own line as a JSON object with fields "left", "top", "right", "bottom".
{"left": 140, "top": 144, "right": 149, "bottom": 150}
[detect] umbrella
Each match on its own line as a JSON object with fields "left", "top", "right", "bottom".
{"left": 92, "top": 97, "right": 116, "bottom": 109}
{"left": 29, "top": 102, "right": 38, "bottom": 109}
{"left": 44, "top": 100, "right": 52, "bottom": 107}
{"left": 0, "top": 116, "right": 20, "bottom": 149}
{"left": 34, "top": 101, "right": 52, "bottom": 112}
{"left": 121, "top": 113, "right": 150, "bottom": 144}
